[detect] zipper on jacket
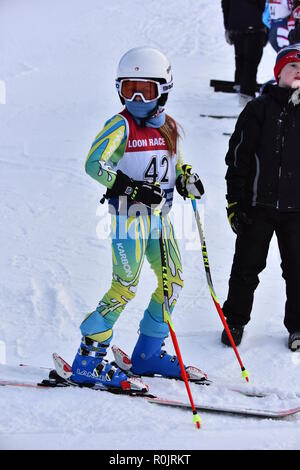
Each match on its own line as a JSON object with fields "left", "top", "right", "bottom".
{"left": 275, "top": 108, "right": 287, "bottom": 210}
{"left": 276, "top": 167, "right": 282, "bottom": 209}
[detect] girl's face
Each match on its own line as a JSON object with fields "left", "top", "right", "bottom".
{"left": 278, "top": 62, "right": 300, "bottom": 88}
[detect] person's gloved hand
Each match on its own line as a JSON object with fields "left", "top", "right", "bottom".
{"left": 226, "top": 201, "right": 252, "bottom": 235}
{"left": 225, "top": 30, "right": 234, "bottom": 45}
{"left": 176, "top": 164, "right": 204, "bottom": 200}
{"left": 105, "top": 170, "right": 166, "bottom": 210}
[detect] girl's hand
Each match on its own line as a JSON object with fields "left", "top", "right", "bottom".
{"left": 105, "top": 170, "right": 166, "bottom": 210}
{"left": 176, "top": 164, "right": 204, "bottom": 200}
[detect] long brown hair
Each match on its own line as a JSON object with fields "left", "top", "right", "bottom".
{"left": 159, "top": 114, "right": 182, "bottom": 156}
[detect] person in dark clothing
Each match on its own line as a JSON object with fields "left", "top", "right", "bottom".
{"left": 221, "top": 0, "right": 268, "bottom": 105}
{"left": 221, "top": 44, "right": 300, "bottom": 351}
{"left": 288, "top": 1, "right": 300, "bottom": 43}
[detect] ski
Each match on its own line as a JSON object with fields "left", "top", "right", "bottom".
{"left": 16, "top": 361, "right": 271, "bottom": 399}
{"left": 148, "top": 397, "right": 300, "bottom": 419}
{"left": 0, "top": 379, "right": 49, "bottom": 389}
{"left": 15, "top": 361, "right": 267, "bottom": 398}
{"left": 39, "top": 369, "right": 157, "bottom": 397}
{"left": 50, "top": 352, "right": 149, "bottom": 394}
{"left": 0, "top": 376, "right": 156, "bottom": 397}
{"left": 3, "top": 353, "right": 300, "bottom": 420}
{"left": 19, "top": 363, "right": 51, "bottom": 371}
{"left": 111, "top": 345, "right": 268, "bottom": 399}
{"left": 1, "top": 378, "right": 299, "bottom": 420}
{"left": 210, "top": 79, "right": 261, "bottom": 94}
{"left": 5, "top": 356, "right": 300, "bottom": 401}
{"left": 200, "top": 113, "right": 238, "bottom": 119}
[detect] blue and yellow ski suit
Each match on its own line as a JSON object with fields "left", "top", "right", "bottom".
{"left": 81, "top": 109, "right": 185, "bottom": 344}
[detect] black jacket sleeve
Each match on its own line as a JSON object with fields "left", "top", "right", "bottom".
{"left": 257, "top": 0, "right": 267, "bottom": 11}
{"left": 221, "top": 0, "right": 230, "bottom": 29}
{"left": 222, "top": 0, "right": 266, "bottom": 31}
{"left": 225, "top": 100, "right": 263, "bottom": 204}
{"left": 248, "top": 0, "right": 267, "bottom": 10}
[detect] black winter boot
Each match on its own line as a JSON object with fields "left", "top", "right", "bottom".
{"left": 288, "top": 332, "right": 300, "bottom": 352}
{"left": 221, "top": 325, "right": 244, "bottom": 347}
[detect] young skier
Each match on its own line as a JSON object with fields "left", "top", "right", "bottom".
{"left": 70, "top": 47, "right": 205, "bottom": 391}
{"left": 222, "top": 44, "right": 300, "bottom": 352}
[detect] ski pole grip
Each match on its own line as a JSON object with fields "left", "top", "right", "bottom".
{"left": 153, "top": 181, "right": 163, "bottom": 216}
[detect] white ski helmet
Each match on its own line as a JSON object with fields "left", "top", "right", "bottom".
{"left": 116, "top": 46, "right": 173, "bottom": 106}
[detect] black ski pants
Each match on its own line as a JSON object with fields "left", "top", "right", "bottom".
{"left": 232, "top": 30, "right": 266, "bottom": 97}
{"left": 223, "top": 207, "right": 300, "bottom": 333}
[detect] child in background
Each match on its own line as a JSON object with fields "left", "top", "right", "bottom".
{"left": 222, "top": 44, "right": 300, "bottom": 352}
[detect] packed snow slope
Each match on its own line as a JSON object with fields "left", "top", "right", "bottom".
{"left": 1, "top": 0, "right": 299, "bottom": 450}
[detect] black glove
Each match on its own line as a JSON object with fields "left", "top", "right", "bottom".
{"left": 104, "top": 170, "right": 165, "bottom": 210}
{"left": 226, "top": 201, "right": 252, "bottom": 235}
{"left": 225, "top": 30, "right": 234, "bottom": 45}
{"left": 176, "top": 164, "right": 204, "bottom": 200}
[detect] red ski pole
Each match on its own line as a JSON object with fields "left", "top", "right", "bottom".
{"left": 191, "top": 198, "right": 249, "bottom": 382}
{"left": 157, "top": 212, "right": 202, "bottom": 429}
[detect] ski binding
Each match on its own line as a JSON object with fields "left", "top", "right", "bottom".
{"left": 50, "top": 352, "right": 149, "bottom": 394}
{"left": 111, "top": 345, "right": 208, "bottom": 382}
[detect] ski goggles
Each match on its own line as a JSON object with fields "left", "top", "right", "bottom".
{"left": 116, "top": 78, "right": 173, "bottom": 103}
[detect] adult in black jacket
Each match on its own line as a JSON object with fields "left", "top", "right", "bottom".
{"left": 222, "top": 44, "right": 300, "bottom": 351}
{"left": 221, "top": 0, "right": 268, "bottom": 103}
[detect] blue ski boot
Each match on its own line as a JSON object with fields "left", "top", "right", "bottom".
{"left": 130, "top": 333, "right": 207, "bottom": 381}
{"left": 71, "top": 337, "right": 147, "bottom": 392}
{"left": 131, "top": 334, "right": 181, "bottom": 378}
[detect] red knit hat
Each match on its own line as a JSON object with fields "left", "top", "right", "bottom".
{"left": 274, "top": 44, "right": 300, "bottom": 82}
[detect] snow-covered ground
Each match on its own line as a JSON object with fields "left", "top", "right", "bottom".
{"left": 1, "top": 0, "right": 299, "bottom": 450}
